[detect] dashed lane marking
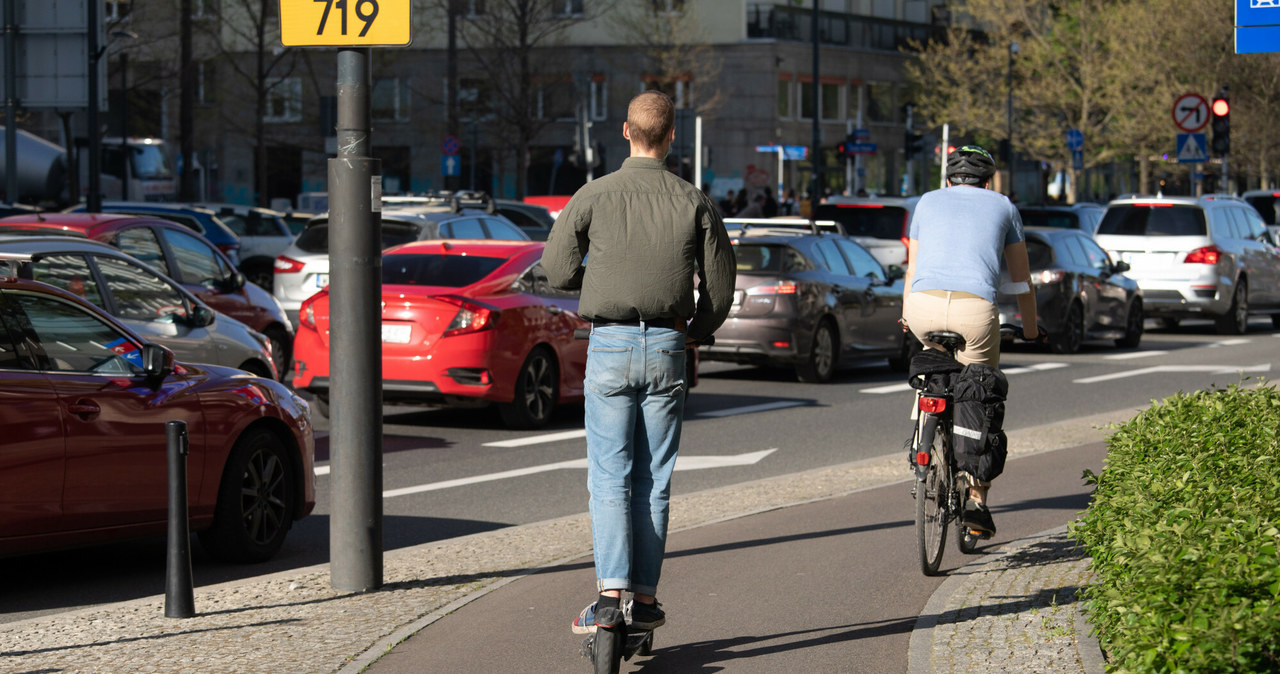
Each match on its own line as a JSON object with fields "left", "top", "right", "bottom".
{"left": 1074, "top": 363, "right": 1272, "bottom": 384}
{"left": 860, "top": 362, "right": 1068, "bottom": 394}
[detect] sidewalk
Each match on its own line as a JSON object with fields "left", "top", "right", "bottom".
{"left": 0, "top": 411, "right": 1126, "bottom": 673}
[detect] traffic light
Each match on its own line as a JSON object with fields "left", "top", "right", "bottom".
{"left": 836, "top": 142, "right": 849, "bottom": 162}
{"left": 1211, "top": 93, "right": 1230, "bottom": 155}
{"left": 904, "top": 132, "right": 924, "bottom": 160}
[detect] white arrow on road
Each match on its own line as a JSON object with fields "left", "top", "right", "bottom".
{"left": 1074, "top": 363, "right": 1271, "bottom": 384}
{"left": 358, "top": 448, "right": 777, "bottom": 499}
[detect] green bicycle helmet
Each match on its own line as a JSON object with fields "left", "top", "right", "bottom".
{"left": 946, "top": 145, "right": 996, "bottom": 185}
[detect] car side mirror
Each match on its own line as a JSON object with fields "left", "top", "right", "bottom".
{"left": 186, "top": 303, "right": 216, "bottom": 327}
{"left": 142, "top": 343, "right": 175, "bottom": 380}
{"left": 1112, "top": 260, "right": 1131, "bottom": 274}
{"left": 222, "top": 271, "right": 246, "bottom": 292}
{"left": 886, "top": 265, "right": 906, "bottom": 281}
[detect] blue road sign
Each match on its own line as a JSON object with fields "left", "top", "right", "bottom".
{"left": 852, "top": 128, "right": 871, "bottom": 140}
{"left": 848, "top": 142, "right": 877, "bottom": 155}
{"left": 755, "top": 145, "right": 781, "bottom": 153}
{"left": 1177, "top": 133, "right": 1208, "bottom": 163}
{"left": 442, "top": 155, "right": 460, "bottom": 177}
{"left": 1066, "top": 128, "right": 1084, "bottom": 150}
{"left": 1236, "top": 0, "right": 1280, "bottom": 53}
{"left": 783, "top": 145, "right": 808, "bottom": 160}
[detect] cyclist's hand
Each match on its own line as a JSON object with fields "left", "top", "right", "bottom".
{"left": 1027, "top": 329, "right": 1049, "bottom": 345}
{"left": 898, "top": 317, "right": 910, "bottom": 333}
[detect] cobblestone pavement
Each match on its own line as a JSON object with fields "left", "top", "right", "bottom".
{"left": 0, "top": 410, "right": 1130, "bottom": 673}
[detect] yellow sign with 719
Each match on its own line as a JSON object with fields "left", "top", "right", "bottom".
{"left": 279, "top": 0, "right": 411, "bottom": 47}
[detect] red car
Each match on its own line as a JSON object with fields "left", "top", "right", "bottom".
{"left": 292, "top": 240, "right": 590, "bottom": 429}
{"left": 0, "top": 275, "right": 315, "bottom": 562}
{"left": 0, "top": 213, "right": 295, "bottom": 379}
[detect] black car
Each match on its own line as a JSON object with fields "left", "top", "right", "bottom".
{"left": 1016, "top": 203, "right": 1106, "bottom": 235}
{"left": 996, "top": 227, "right": 1143, "bottom": 354}
{"left": 700, "top": 228, "right": 916, "bottom": 382}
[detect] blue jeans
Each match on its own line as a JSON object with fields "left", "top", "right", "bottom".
{"left": 584, "top": 323, "right": 688, "bottom": 596}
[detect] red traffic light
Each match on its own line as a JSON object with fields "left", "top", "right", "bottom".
{"left": 1212, "top": 98, "right": 1230, "bottom": 117}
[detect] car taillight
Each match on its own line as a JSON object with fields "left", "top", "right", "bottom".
{"left": 918, "top": 396, "right": 947, "bottom": 413}
{"left": 275, "top": 255, "right": 306, "bottom": 274}
{"left": 1184, "top": 246, "right": 1221, "bottom": 264}
{"left": 299, "top": 294, "right": 320, "bottom": 329}
{"left": 746, "top": 281, "right": 798, "bottom": 295}
{"left": 439, "top": 295, "right": 499, "bottom": 336}
{"left": 1035, "top": 270, "right": 1067, "bottom": 284}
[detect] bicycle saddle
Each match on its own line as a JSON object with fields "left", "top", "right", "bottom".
{"left": 923, "top": 330, "right": 966, "bottom": 354}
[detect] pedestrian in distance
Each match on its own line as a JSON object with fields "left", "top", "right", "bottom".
{"left": 736, "top": 191, "right": 766, "bottom": 219}
{"left": 899, "top": 144, "right": 1041, "bottom": 536}
{"left": 543, "top": 89, "right": 737, "bottom": 637}
{"left": 763, "top": 190, "right": 779, "bottom": 218}
{"left": 781, "top": 188, "right": 798, "bottom": 215}
{"left": 720, "top": 189, "right": 737, "bottom": 217}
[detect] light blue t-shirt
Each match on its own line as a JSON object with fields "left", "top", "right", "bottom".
{"left": 907, "top": 186, "right": 1023, "bottom": 303}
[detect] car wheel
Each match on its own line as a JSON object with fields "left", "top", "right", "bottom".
{"left": 797, "top": 320, "right": 837, "bottom": 383}
{"left": 498, "top": 347, "right": 558, "bottom": 429}
{"left": 238, "top": 360, "right": 275, "bottom": 379}
{"left": 1157, "top": 317, "right": 1181, "bottom": 330}
{"left": 243, "top": 261, "right": 275, "bottom": 292}
{"left": 199, "top": 428, "right": 296, "bottom": 563}
{"left": 889, "top": 332, "right": 922, "bottom": 372}
{"left": 263, "top": 325, "right": 293, "bottom": 381}
{"left": 1215, "top": 280, "right": 1248, "bottom": 335}
{"left": 1050, "top": 302, "right": 1084, "bottom": 354}
{"left": 1115, "top": 301, "right": 1144, "bottom": 348}
{"left": 1272, "top": 313, "right": 1280, "bottom": 330}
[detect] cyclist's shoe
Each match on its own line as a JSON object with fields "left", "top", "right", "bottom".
{"left": 571, "top": 601, "right": 624, "bottom": 635}
{"left": 962, "top": 501, "right": 997, "bottom": 535}
{"left": 628, "top": 600, "right": 666, "bottom": 630}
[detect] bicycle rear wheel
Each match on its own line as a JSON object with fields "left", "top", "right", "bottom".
{"left": 914, "top": 414, "right": 950, "bottom": 576}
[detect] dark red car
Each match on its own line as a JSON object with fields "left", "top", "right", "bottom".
{"left": 0, "top": 274, "right": 315, "bottom": 561}
{"left": 292, "top": 239, "right": 590, "bottom": 429}
{"left": 0, "top": 213, "right": 294, "bottom": 379}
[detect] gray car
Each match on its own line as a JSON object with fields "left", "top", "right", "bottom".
{"left": 0, "top": 236, "right": 277, "bottom": 379}
{"left": 1094, "top": 194, "right": 1280, "bottom": 333}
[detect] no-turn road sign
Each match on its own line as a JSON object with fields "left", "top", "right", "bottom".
{"left": 1172, "top": 93, "right": 1210, "bottom": 133}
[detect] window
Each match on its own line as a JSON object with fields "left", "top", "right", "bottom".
{"left": 835, "top": 240, "right": 885, "bottom": 281}
{"left": 481, "top": 217, "right": 528, "bottom": 240}
{"left": 552, "top": 0, "right": 584, "bottom": 17}
{"left": 814, "top": 239, "right": 851, "bottom": 274}
{"left": 192, "top": 0, "right": 212, "bottom": 18}
{"left": 539, "top": 80, "right": 575, "bottom": 121}
{"left": 16, "top": 294, "right": 144, "bottom": 375}
{"left": 444, "top": 218, "right": 485, "bottom": 239}
{"left": 265, "top": 78, "right": 302, "bottom": 123}
{"left": 821, "top": 82, "right": 841, "bottom": 121}
{"left": 777, "top": 78, "right": 791, "bottom": 119}
{"left": 197, "top": 61, "right": 216, "bottom": 104}
{"left": 382, "top": 254, "right": 504, "bottom": 286}
{"left": 799, "top": 80, "right": 815, "bottom": 120}
{"left": 114, "top": 228, "right": 166, "bottom": 270}
{"left": 461, "top": 0, "right": 485, "bottom": 16}
{"left": 459, "top": 78, "right": 491, "bottom": 121}
{"left": 105, "top": 0, "right": 132, "bottom": 21}
{"left": 589, "top": 78, "right": 607, "bottom": 121}
{"left": 865, "top": 82, "right": 895, "bottom": 123}
{"left": 643, "top": 78, "right": 689, "bottom": 109}
{"left": 31, "top": 255, "right": 107, "bottom": 309}
{"left": 95, "top": 256, "right": 191, "bottom": 323}
{"left": 516, "top": 262, "right": 578, "bottom": 299}
{"left": 159, "top": 228, "right": 228, "bottom": 288}
{"left": 373, "top": 78, "right": 411, "bottom": 122}
{"left": 1075, "top": 236, "right": 1112, "bottom": 272}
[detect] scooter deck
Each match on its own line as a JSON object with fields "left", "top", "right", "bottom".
{"left": 581, "top": 628, "right": 654, "bottom": 662}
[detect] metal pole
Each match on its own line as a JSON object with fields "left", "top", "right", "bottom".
{"left": 87, "top": 0, "right": 102, "bottom": 212}
{"left": 329, "top": 47, "right": 383, "bottom": 592}
{"left": 120, "top": 52, "right": 129, "bottom": 201}
{"left": 694, "top": 115, "right": 702, "bottom": 191}
{"left": 4, "top": 0, "right": 17, "bottom": 203}
{"left": 165, "top": 420, "right": 195, "bottom": 618}
{"left": 809, "top": 2, "right": 819, "bottom": 220}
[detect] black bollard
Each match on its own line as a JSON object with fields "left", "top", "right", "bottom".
{"left": 165, "top": 420, "right": 195, "bottom": 618}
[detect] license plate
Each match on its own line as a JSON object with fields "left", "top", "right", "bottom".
{"left": 382, "top": 323, "right": 411, "bottom": 343}
{"left": 1122, "top": 252, "right": 1172, "bottom": 268}
{"left": 314, "top": 274, "right": 329, "bottom": 288}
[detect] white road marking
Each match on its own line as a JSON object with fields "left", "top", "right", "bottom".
{"left": 860, "top": 362, "right": 1068, "bottom": 394}
{"left": 483, "top": 429, "right": 587, "bottom": 448}
{"left": 1105, "top": 350, "right": 1168, "bottom": 360}
{"left": 698, "top": 401, "right": 807, "bottom": 417}
{"left": 1074, "top": 363, "right": 1271, "bottom": 384}
{"left": 376, "top": 449, "right": 778, "bottom": 498}
{"left": 1206, "top": 338, "right": 1251, "bottom": 347}
{"left": 315, "top": 464, "right": 330, "bottom": 476}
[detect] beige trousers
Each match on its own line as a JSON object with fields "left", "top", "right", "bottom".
{"left": 903, "top": 289, "right": 1001, "bottom": 368}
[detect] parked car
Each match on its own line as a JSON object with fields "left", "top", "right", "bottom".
{"left": 994, "top": 227, "right": 1143, "bottom": 353}
{"left": 0, "top": 274, "right": 314, "bottom": 561}
{"left": 813, "top": 195, "right": 919, "bottom": 270}
{"left": 1094, "top": 194, "right": 1280, "bottom": 333}
{"left": 292, "top": 240, "right": 590, "bottom": 429}
{"left": 193, "top": 203, "right": 297, "bottom": 290}
{"left": 495, "top": 199, "right": 555, "bottom": 240}
{"left": 0, "top": 212, "right": 295, "bottom": 377}
{"left": 0, "top": 236, "right": 277, "bottom": 378}
{"left": 523, "top": 195, "right": 573, "bottom": 220}
{"left": 66, "top": 201, "right": 243, "bottom": 267}
{"left": 1240, "top": 189, "right": 1280, "bottom": 243}
{"left": 1016, "top": 203, "right": 1106, "bottom": 235}
{"left": 699, "top": 228, "right": 916, "bottom": 382}
{"left": 382, "top": 191, "right": 532, "bottom": 240}
{"left": 274, "top": 207, "right": 528, "bottom": 326}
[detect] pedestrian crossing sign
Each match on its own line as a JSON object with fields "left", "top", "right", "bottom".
{"left": 1177, "top": 133, "right": 1207, "bottom": 163}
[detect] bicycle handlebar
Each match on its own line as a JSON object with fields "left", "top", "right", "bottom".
{"left": 999, "top": 323, "right": 1049, "bottom": 345}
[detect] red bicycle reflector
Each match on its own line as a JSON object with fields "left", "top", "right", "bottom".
{"left": 916, "top": 451, "right": 931, "bottom": 466}
{"left": 918, "top": 396, "right": 947, "bottom": 413}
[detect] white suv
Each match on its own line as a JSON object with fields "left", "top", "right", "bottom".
{"left": 1094, "top": 194, "right": 1280, "bottom": 333}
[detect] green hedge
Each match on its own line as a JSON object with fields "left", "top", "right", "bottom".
{"left": 1071, "top": 383, "right": 1280, "bottom": 672}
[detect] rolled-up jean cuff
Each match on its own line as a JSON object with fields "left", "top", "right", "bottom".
{"left": 597, "top": 578, "right": 630, "bottom": 593}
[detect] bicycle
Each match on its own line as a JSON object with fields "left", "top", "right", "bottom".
{"left": 909, "top": 324, "right": 1041, "bottom": 576}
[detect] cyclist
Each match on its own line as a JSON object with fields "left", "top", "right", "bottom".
{"left": 899, "top": 144, "right": 1041, "bottom": 536}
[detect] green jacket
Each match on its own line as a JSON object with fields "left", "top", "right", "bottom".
{"left": 544, "top": 156, "right": 736, "bottom": 342}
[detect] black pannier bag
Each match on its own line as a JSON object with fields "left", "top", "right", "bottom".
{"left": 908, "top": 348, "right": 963, "bottom": 395}
{"left": 951, "top": 362, "right": 1009, "bottom": 482}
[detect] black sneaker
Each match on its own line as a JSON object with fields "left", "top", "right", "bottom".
{"left": 962, "top": 501, "right": 997, "bottom": 535}
{"left": 628, "top": 600, "right": 666, "bottom": 630}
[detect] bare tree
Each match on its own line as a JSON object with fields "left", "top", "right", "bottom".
{"left": 602, "top": 0, "right": 726, "bottom": 119}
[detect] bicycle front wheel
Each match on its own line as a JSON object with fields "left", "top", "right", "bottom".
{"left": 915, "top": 414, "right": 950, "bottom": 576}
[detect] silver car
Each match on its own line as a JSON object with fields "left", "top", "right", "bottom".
{"left": 1094, "top": 194, "right": 1280, "bottom": 333}
{"left": 0, "top": 236, "right": 278, "bottom": 379}
{"left": 193, "top": 202, "right": 297, "bottom": 290}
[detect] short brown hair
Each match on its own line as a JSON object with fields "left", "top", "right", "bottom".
{"left": 627, "top": 90, "right": 675, "bottom": 151}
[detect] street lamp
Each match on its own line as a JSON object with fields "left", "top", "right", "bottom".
{"left": 1006, "top": 40, "right": 1019, "bottom": 197}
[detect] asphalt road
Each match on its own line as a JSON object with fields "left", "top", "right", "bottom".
{"left": 2, "top": 318, "right": 1275, "bottom": 624}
